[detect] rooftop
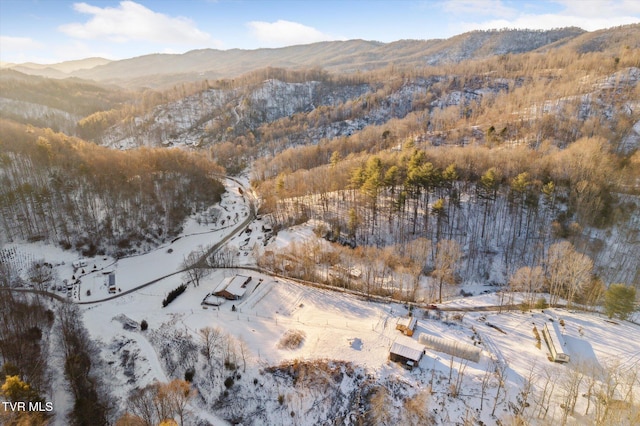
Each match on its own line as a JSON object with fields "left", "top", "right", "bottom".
{"left": 390, "top": 337, "right": 424, "bottom": 362}
{"left": 215, "top": 275, "right": 251, "bottom": 298}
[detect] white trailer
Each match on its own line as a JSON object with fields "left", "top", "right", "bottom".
{"left": 108, "top": 273, "right": 116, "bottom": 294}
{"left": 72, "top": 259, "right": 88, "bottom": 270}
{"left": 543, "top": 321, "right": 570, "bottom": 363}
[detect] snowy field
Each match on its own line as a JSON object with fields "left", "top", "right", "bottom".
{"left": 1, "top": 178, "right": 254, "bottom": 302}
{"left": 78, "top": 262, "right": 640, "bottom": 425}
{"left": 3, "top": 178, "right": 639, "bottom": 425}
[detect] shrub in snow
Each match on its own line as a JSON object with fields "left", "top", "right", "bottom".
{"left": 140, "top": 320, "right": 148, "bottom": 331}
{"left": 185, "top": 368, "right": 195, "bottom": 382}
{"left": 532, "top": 325, "right": 541, "bottom": 349}
{"left": 224, "top": 377, "right": 234, "bottom": 388}
{"left": 278, "top": 329, "right": 306, "bottom": 350}
{"left": 162, "top": 284, "right": 187, "bottom": 307}
{"left": 535, "top": 297, "right": 548, "bottom": 309}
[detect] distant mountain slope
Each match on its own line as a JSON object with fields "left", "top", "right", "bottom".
{"left": 0, "top": 69, "right": 132, "bottom": 129}
{"left": 8, "top": 26, "right": 640, "bottom": 89}
{"left": 541, "top": 23, "right": 640, "bottom": 53}
{"left": 67, "top": 27, "right": 586, "bottom": 88}
{"left": 5, "top": 57, "right": 112, "bottom": 77}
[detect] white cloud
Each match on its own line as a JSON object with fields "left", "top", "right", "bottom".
{"left": 551, "top": 0, "right": 640, "bottom": 19}
{"left": 59, "top": 1, "right": 217, "bottom": 45}
{"left": 0, "top": 35, "right": 44, "bottom": 51}
{"left": 448, "top": 0, "right": 640, "bottom": 34}
{"left": 247, "top": 20, "right": 342, "bottom": 47}
{"left": 440, "top": 0, "right": 517, "bottom": 19}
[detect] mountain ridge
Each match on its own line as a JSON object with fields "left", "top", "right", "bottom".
{"left": 3, "top": 27, "right": 602, "bottom": 88}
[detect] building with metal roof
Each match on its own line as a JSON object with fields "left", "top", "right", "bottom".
{"left": 213, "top": 275, "right": 252, "bottom": 300}
{"left": 389, "top": 337, "right": 424, "bottom": 370}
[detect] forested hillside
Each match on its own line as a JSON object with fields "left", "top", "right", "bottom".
{"left": 3, "top": 27, "right": 587, "bottom": 87}
{"left": 1, "top": 24, "right": 639, "bottom": 287}
{"left": 0, "top": 70, "right": 133, "bottom": 133}
{"left": 2, "top": 23, "right": 640, "bottom": 426}
{"left": 0, "top": 121, "right": 225, "bottom": 257}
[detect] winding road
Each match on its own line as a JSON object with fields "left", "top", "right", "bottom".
{"left": 76, "top": 176, "right": 257, "bottom": 304}
{"left": 1, "top": 174, "right": 578, "bottom": 316}
{"left": 1, "top": 176, "right": 256, "bottom": 305}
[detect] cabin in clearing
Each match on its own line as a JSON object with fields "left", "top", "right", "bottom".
{"left": 396, "top": 316, "right": 417, "bottom": 336}
{"left": 389, "top": 337, "right": 424, "bottom": 370}
{"left": 213, "top": 275, "right": 252, "bottom": 300}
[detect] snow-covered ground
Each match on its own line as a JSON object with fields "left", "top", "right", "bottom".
{"left": 4, "top": 179, "right": 639, "bottom": 425}
{"left": 79, "top": 261, "right": 640, "bottom": 424}
{"left": 1, "top": 178, "right": 252, "bottom": 302}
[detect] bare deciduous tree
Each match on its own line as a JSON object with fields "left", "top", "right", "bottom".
{"left": 124, "top": 380, "right": 195, "bottom": 426}
{"left": 491, "top": 361, "right": 508, "bottom": 417}
{"left": 182, "top": 250, "right": 209, "bottom": 287}
{"left": 402, "top": 390, "right": 433, "bottom": 424}
{"left": 198, "top": 326, "right": 222, "bottom": 365}
{"left": 432, "top": 239, "right": 461, "bottom": 303}
{"left": 509, "top": 266, "right": 544, "bottom": 306}
{"left": 545, "top": 241, "right": 593, "bottom": 306}
{"left": 28, "top": 260, "right": 57, "bottom": 291}
{"left": 369, "top": 386, "right": 392, "bottom": 425}
{"left": 560, "top": 365, "right": 585, "bottom": 425}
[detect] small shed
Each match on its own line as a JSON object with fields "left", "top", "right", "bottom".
{"left": 214, "top": 275, "right": 252, "bottom": 300}
{"left": 396, "top": 316, "right": 417, "bottom": 336}
{"left": 108, "top": 273, "right": 116, "bottom": 294}
{"left": 389, "top": 338, "right": 424, "bottom": 370}
{"left": 202, "top": 294, "right": 226, "bottom": 307}
{"left": 72, "top": 259, "right": 88, "bottom": 270}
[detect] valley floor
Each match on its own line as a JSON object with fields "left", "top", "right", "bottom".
{"left": 3, "top": 177, "right": 639, "bottom": 425}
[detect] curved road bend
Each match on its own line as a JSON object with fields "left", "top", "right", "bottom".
{"left": 1, "top": 176, "right": 255, "bottom": 305}
{"left": 1, "top": 175, "right": 573, "bottom": 314}
{"left": 75, "top": 176, "right": 256, "bottom": 304}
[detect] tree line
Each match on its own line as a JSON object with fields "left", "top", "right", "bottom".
{"left": 259, "top": 133, "right": 640, "bottom": 281}
{"left": 0, "top": 120, "right": 225, "bottom": 257}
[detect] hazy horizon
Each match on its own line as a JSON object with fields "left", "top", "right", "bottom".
{"left": 1, "top": 0, "right": 639, "bottom": 65}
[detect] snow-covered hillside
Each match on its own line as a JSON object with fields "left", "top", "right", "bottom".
{"left": 0, "top": 97, "right": 78, "bottom": 133}
{"left": 4, "top": 185, "right": 638, "bottom": 425}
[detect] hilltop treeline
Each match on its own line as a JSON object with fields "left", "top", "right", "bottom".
{"left": 257, "top": 135, "right": 640, "bottom": 282}
{"left": 0, "top": 120, "right": 225, "bottom": 256}
{"left": 0, "top": 70, "right": 132, "bottom": 118}
{"left": 250, "top": 44, "right": 640, "bottom": 286}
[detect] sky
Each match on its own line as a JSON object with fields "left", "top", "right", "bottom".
{"left": 1, "top": 0, "right": 639, "bottom": 64}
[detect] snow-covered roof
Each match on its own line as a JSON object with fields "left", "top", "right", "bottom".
{"left": 390, "top": 338, "right": 424, "bottom": 362}
{"left": 226, "top": 275, "right": 250, "bottom": 297}
{"left": 397, "top": 316, "right": 417, "bottom": 330}
{"left": 544, "top": 321, "right": 568, "bottom": 355}
{"left": 202, "top": 294, "right": 226, "bottom": 306}
{"left": 215, "top": 275, "right": 251, "bottom": 298}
